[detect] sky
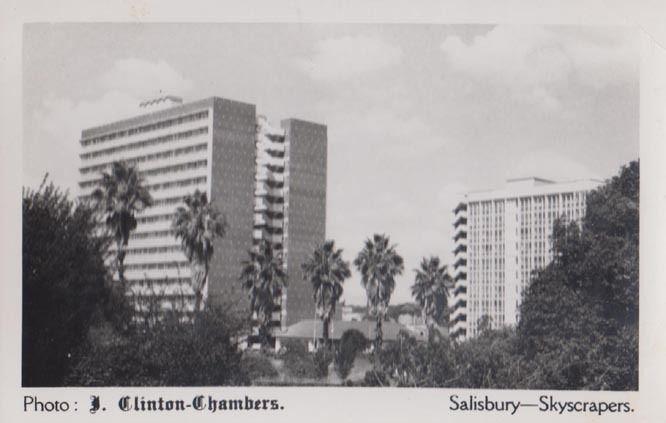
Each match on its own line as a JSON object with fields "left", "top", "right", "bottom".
{"left": 22, "top": 23, "right": 639, "bottom": 305}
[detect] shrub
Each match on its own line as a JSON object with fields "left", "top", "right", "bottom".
{"left": 313, "top": 348, "right": 333, "bottom": 379}
{"left": 335, "top": 329, "right": 368, "bottom": 380}
{"left": 242, "top": 352, "right": 278, "bottom": 381}
{"left": 282, "top": 340, "right": 316, "bottom": 379}
{"left": 66, "top": 305, "right": 248, "bottom": 386}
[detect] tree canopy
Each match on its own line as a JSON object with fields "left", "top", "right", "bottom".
{"left": 23, "top": 180, "right": 111, "bottom": 386}
{"left": 517, "top": 160, "right": 639, "bottom": 390}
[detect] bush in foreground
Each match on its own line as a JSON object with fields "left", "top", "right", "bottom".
{"left": 67, "top": 306, "right": 248, "bottom": 386}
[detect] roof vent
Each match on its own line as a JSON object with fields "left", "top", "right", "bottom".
{"left": 139, "top": 95, "right": 183, "bottom": 110}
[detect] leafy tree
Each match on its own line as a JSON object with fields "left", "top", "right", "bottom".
{"left": 517, "top": 160, "right": 639, "bottom": 390}
{"left": 301, "top": 240, "right": 351, "bottom": 349}
{"left": 240, "top": 240, "right": 287, "bottom": 347}
{"left": 67, "top": 305, "right": 248, "bottom": 386}
{"left": 22, "top": 179, "right": 111, "bottom": 386}
{"left": 334, "top": 329, "right": 368, "bottom": 381}
{"left": 378, "top": 330, "right": 425, "bottom": 387}
{"left": 354, "top": 234, "right": 404, "bottom": 354}
{"left": 172, "top": 189, "right": 227, "bottom": 312}
{"left": 91, "top": 161, "right": 152, "bottom": 286}
{"left": 411, "top": 256, "right": 451, "bottom": 338}
{"left": 450, "top": 327, "right": 525, "bottom": 389}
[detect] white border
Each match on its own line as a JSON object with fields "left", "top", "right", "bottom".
{"left": 2, "top": 1, "right": 665, "bottom": 422}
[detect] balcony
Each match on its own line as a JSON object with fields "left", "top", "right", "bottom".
{"left": 453, "top": 256, "right": 467, "bottom": 269}
{"left": 453, "top": 284, "right": 467, "bottom": 297}
{"left": 453, "top": 226, "right": 467, "bottom": 242}
{"left": 450, "top": 304, "right": 467, "bottom": 322}
{"left": 453, "top": 215, "right": 467, "bottom": 228}
{"left": 453, "top": 242, "right": 467, "bottom": 255}
{"left": 454, "top": 272, "right": 467, "bottom": 283}
{"left": 254, "top": 214, "right": 267, "bottom": 227}
{"left": 453, "top": 202, "right": 467, "bottom": 214}
{"left": 451, "top": 295, "right": 467, "bottom": 311}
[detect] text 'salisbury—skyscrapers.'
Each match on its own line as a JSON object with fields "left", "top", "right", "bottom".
{"left": 78, "top": 96, "right": 327, "bottom": 330}
{"left": 449, "top": 177, "right": 602, "bottom": 341}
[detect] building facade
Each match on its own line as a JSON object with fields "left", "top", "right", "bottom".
{"left": 449, "top": 177, "right": 602, "bottom": 341}
{"left": 78, "top": 96, "right": 327, "bottom": 329}
{"left": 253, "top": 117, "right": 327, "bottom": 328}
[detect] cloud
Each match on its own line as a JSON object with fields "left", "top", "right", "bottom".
{"left": 24, "top": 59, "right": 193, "bottom": 193}
{"left": 440, "top": 26, "right": 638, "bottom": 109}
{"left": 295, "top": 35, "right": 403, "bottom": 81}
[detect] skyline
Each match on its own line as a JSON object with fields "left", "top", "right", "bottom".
{"left": 22, "top": 23, "right": 639, "bottom": 305}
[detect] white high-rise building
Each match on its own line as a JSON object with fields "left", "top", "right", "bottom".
{"left": 449, "top": 177, "right": 602, "bottom": 341}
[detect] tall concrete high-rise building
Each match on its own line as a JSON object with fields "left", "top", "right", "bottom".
{"left": 253, "top": 117, "right": 327, "bottom": 328}
{"left": 78, "top": 96, "right": 327, "bottom": 328}
{"left": 449, "top": 177, "right": 602, "bottom": 341}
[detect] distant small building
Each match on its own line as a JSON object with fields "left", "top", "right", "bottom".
{"left": 341, "top": 305, "right": 365, "bottom": 322}
{"left": 397, "top": 313, "right": 427, "bottom": 338}
{"left": 275, "top": 319, "right": 427, "bottom": 352}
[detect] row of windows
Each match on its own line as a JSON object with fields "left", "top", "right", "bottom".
{"left": 128, "top": 277, "right": 192, "bottom": 287}
{"left": 136, "top": 212, "right": 176, "bottom": 225}
{"left": 81, "top": 159, "right": 208, "bottom": 189}
{"left": 81, "top": 142, "right": 208, "bottom": 175}
{"left": 129, "top": 229, "right": 175, "bottom": 240}
{"left": 126, "top": 245, "right": 183, "bottom": 256}
{"left": 81, "top": 110, "right": 209, "bottom": 147}
{"left": 151, "top": 195, "right": 189, "bottom": 208}
{"left": 125, "top": 261, "right": 190, "bottom": 271}
{"left": 150, "top": 176, "right": 207, "bottom": 192}
{"left": 81, "top": 126, "right": 209, "bottom": 160}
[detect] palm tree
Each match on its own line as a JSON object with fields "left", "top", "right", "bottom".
{"left": 411, "top": 256, "right": 451, "bottom": 339}
{"left": 353, "top": 234, "right": 404, "bottom": 353}
{"left": 240, "top": 240, "right": 288, "bottom": 347}
{"left": 92, "top": 161, "right": 152, "bottom": 287}
{"left": 302, "top": 240, "right": 351, "bottom": 349}
{"left": 172, "top": 189, "right": 227, "bottom": 313}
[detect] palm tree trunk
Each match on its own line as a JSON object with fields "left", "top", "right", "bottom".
{"left": 422, "top": 299, "right": 429, "bottom": 341}
{"left": 323, "top": 317, "right": 330, "bottom": 350}
{"left": 193, "top": 260, "right": 209, "bottom": 316}
{"left": 117, "top": 238, "right": 126, "bottom": 289}
{"left": 375, "top": 314, "right": 383, "bottom": 356}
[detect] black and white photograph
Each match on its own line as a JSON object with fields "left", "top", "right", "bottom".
{"left": 3, "top": 1, "right": 666, "bottom": 422}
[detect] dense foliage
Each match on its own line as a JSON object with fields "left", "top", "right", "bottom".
{"left": 334, "top": 329, "right": 368, "bottom": 380}
{"left": 67, "top": 306, "right": 248, "bottom": 386}
{"left": 313, "top": 348, "right": 334, "bottom": 378}
{"left": 282, "top": 340, "right": 317, "bottom": 379}
{"left": 517, "top": 161, "right": 639, "bottom": 390}
{"left": 22, "top": 181, "right": 112, "bottom": 386}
